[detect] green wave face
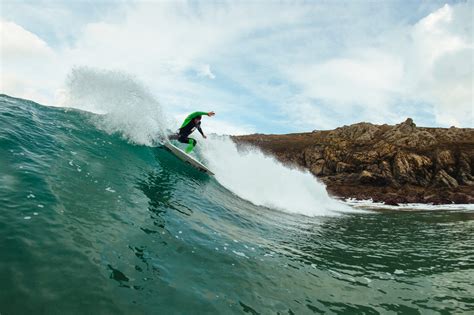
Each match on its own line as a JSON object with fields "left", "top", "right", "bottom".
{"left": 1, "top": 94, "right": 473, "bottom": 314}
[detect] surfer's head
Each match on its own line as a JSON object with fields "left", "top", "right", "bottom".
{"left": 194, "top": 116, "right": 202, "bottom": 123}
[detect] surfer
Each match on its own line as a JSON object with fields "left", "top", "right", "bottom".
{"left": 170, "top": 111, "right": 215, "bottom": 153}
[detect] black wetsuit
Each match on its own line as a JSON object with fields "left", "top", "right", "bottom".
{"left": 177, "top": 119, "right": 204, "bottom": 146}
{"left": 168, "top": 112, "right": 208, "bottom": 153}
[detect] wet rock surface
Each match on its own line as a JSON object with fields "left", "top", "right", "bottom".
{"left": 233, "top": 119, "right": 474, "bottom": 205}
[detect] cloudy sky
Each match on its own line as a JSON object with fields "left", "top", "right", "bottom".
{"left": 1, "top": 0, "right": 473, "bottom": 134}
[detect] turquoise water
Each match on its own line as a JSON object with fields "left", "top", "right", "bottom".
{"left": 1, "top": 94, "right": 473, "bottom": 314}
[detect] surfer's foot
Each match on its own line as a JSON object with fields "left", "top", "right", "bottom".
{"left": 185, "top": 143, "right": 195, "bottom": 153}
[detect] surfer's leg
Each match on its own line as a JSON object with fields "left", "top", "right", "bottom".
{"left": 185, "top": 138, "right": 197, "bottom": 153}
{"left": 178, "top": 135, "right": 189, "bottom": 144}
{"left": 168, "top": 133, "right": 179, "bottom": 141}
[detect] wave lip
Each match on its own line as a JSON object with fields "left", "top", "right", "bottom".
{"left": 61, "top": 67, "right": 168, "bottom": 145}
{"left": 57, "top": 67, "right": 353, "bottom": 216}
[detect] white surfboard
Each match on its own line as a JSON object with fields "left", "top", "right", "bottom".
{"left": 163, "top": 141, "right": 215, "bottom": 175}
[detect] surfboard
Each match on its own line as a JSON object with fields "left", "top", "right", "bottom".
{"left": 163, "top": 141, "right": 215, "bottom": 175}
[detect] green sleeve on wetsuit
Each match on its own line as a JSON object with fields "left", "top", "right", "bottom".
{"left": 180, "top": 111, "right": 209, "bottom": 128}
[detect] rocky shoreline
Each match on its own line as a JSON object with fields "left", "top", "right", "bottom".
{"left": 233, "top": 119, "right": 474, "bottom": 205}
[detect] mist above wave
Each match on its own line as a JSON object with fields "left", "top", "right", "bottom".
{"left": 59, "top": 67, "right": 348, "bottom": 216}
{"left": 61, "top": 67, "right": 168, "bottom": 145}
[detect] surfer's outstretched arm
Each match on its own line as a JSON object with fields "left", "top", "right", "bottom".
{"left": 198, "top": 126, "right": 206, "bottom": 139}
{"left": 181, "top": 111, "right": 214, "bottom": 128}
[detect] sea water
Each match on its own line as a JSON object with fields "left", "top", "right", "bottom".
{"left": 1, "top": 81, "right": 473, "bottom": 314}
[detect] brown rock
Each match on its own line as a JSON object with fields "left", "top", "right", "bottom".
{"left": 359, "top": 170, "right": 389, "bottom": 185}
{"left": 432, "top": 170, "right": 459, "bottom": 188}
{"left": 383, "top": 118, "right": 437, "bottom": 147}
{"left": 436, "top": 150, "right": 456, "bottom": 173}
{"left": 384, "top": 200, "right": 399, "bottom": 206}
{"left": 393, "top": 152, "right": 433, "bottom": 186}
{"left": 451, "top": 193, "right": 474, "bottom": 204}
{"left": 310, "top": 159, "right": 325, "bottom": 176}
{"left": 336, "top": 162, "right": 353, "bottom": 173}
{"left": 328, "top": 122, "right": 379, "bottom": 141}
{"left": 233, "top": 119, "right": 474, "bottom": 205}
{"left": 458, "top": 153, "right": 474, "bottom": 185}
{"left": 373, "top": 141, "right": 396, "bottom": 159}
{"left": 424, "top": 194, "right": 451, "bottom": 205}
{"left": 303, "top": 147, "right": 324, "bottom": 165}
{"left": 379, "top": 161, "right": 393, "bottom": 180}
{"left": 351, "top": 150, "right": 379, "bottom": 165}
{"left": 384, "top": 194, "right": 408, "bottom": 206}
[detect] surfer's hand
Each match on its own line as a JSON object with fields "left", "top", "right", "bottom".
{"left": 203, "top": 135, "right": 207, "bottom": 139}
{"left": 207, "top": 111, "right": 215, "bottom": 117}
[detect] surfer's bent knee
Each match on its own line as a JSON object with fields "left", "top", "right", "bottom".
{"left": 178, "top": 136, "right": 189, "bottom": 144}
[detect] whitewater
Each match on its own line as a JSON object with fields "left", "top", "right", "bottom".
{"left": 61, "top": 67, "right": 347, "bottom": 217}
{"left": 1, "top": 68, "right": 473, "bottom": 314}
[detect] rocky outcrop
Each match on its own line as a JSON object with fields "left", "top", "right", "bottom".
{"left": 233, "top": 119, "right": 474, "bottom": 205}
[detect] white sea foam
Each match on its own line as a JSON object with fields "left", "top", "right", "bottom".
{"left": 345, "top": 198, "right": 474, "bottom": 211}
{"left": 61, "top": 67, "right": 168, "bottom": 145}
{"left": 60, "top": 67, "right": 355, "bottom": 216}
{"left": 200, "top": 136, "right": 351, "bottom": 216}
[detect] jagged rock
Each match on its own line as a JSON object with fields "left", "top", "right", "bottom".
{"left": 432, "top": 170, "right": 459, "bottom": 188}
{"left": 303, "top": 147, "right": 323, "bottom": 165}
{"left": 384, "top": 193, "right": 408, "bottom": 206}
{"left": 397, "top": 118, "right": 416, "bottom": 133}
{"left": 328, "top": 122, "right": 379, "bottom": 141}
{"left": 381, "top": 118, "right": 437, "bottom": 147}
{"left": 359, "top": 170, "right": 389, "bottom": 185}
{"left": 424, "top": 194, "right": 451, "bottom": 205}
{"left": 458, "top": 153, "right": 474, "bottom": 186}
{"left": 310, "top": 159, "right": 325, "bottom": 175}
{"left": 350, "top": 150, "right": 379, "bottom": 165}
{"left": 405, "top": 131, "right": 437, "bottom": 147}
{"left": 336, "top": 162, "right": 353, "bottom": 173}
{"left": 451, "top": 193, "right": 474, "bottom": 204}
{"left": 322, "top": 147, "right": 341, "bottom": 174}
{"left": 393, "top": 152, "right": 433, "bottom": 186}
{"left": 436, "top": 150, "right": 456, "bottom": 174}
{"left": 384, "top": 199, "right": 400, "bottom": 206}
{"left": 233, "top": 118, "right": 474, "bottom": 204}
{"left": 379, "top": 161, "right": 393, "bottom": 180}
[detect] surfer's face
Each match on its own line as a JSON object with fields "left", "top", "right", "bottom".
{"left": 194, "top": 117, "right": 202, "bottom": 123}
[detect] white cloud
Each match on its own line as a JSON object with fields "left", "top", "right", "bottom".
{"left": 0, "top": 73, "right": 52, "bottom": 105}
{"left": 1, "top": 1, "right": 472, "bottom": 132}
{"left": 280, "top": 101, "right": 335, "bottom": 130}
{"left": 280, "top": 2, "right": 473, "bottom": 127}
{"left": 1, "top": 0, "right": 129, "bottom": 47}
{"left": 287, "top": 49, "right": 404, "bottom": 109}
{"left": 0, "top": 19, "right": 61, "bottom": 103}
{"left": 195, "top": 64, "right": 216, "bottom": 80}
{"left": 205, "top": 119, "right": 256, "bottom": 136}
{"left": 0, "top": 20, "right": 54, "bottom": 60}
{"left": 412, "top": 4, "right": 466, "bottom": 65}
{"left": 408, "top": 4, "right": 473, "bottom": 126}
